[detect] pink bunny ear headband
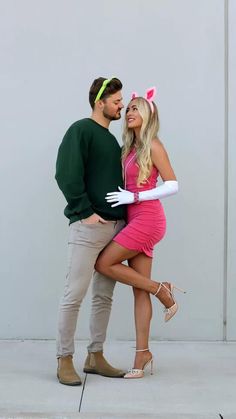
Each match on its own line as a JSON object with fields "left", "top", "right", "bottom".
{"left": 131, "top": 87, "right": 156, "bottom": 112}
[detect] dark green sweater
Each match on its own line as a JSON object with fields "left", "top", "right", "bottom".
{"left": 55, "top": 118, "right": 125, "bottom": 223}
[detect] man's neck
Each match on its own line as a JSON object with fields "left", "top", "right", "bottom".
{"left": 91, "top": 112, "right": 110, "bottom": 129}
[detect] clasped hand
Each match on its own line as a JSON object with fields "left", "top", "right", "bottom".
{"left": 105, "top": 186, "right": 134, "bottom": 207}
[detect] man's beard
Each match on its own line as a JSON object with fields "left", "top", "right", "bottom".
{"left": 103, "top": 109, "right": 121, "bottom": 121}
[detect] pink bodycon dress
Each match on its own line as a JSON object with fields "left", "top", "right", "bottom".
{"left": 114, "top": 148, "right": 166, "bottom": 257}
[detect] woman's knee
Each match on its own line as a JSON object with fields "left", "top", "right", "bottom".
{"left": 94, "top": 255, "right": 107, "bottom": 275}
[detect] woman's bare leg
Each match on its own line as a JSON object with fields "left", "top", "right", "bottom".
{"left": 95, "top": 241, "right": 174, "bottom": 308}
{"left": 129, "top": 253, "right": 153, "bottom": 369}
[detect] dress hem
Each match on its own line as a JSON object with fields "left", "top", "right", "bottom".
{"left": 113, "top": 237, "right": 153, "bottom": 258}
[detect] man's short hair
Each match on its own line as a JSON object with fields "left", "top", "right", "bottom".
{"left": 89, "top": 77, "right": 122, "bottom": 109}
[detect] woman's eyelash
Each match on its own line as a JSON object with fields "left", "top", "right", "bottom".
{"left": 126, "top": 107, "right": 137, "bottom": 113}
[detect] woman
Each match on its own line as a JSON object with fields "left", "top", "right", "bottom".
{"left": 95, "top": 87, "right": 184, "bottom": 379}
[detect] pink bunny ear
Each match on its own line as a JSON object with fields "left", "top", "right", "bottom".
{"left": 131, "top": 91, "right": 138, "bottom": 99}
{"left": 144, "top": 86, "right": 156, "bottom": 112}
{"left": 145, "top": 87, "right": 156, "bottom": 101}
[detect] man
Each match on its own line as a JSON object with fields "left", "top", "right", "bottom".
{"left": 55, "top": 77, "right": 125, "bottom": 385}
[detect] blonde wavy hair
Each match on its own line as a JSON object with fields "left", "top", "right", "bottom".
{"left": 122, "top": 97, "right": 159, "bottom": 185}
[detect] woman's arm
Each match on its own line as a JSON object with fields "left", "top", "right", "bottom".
{"left": 137, "top": 138, "right": 178, "bottom": 202}
{"left": 151, "top": 138, "right": 176, "bottom": 181}
{"left": 105, "top": 138, "right": 178, "bottom": 207}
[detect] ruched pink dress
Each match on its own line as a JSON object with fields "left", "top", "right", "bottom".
{"left": 114, "top": 148, "right": 166, "bottom": 257}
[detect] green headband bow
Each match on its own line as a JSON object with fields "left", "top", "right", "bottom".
{"left": 94, "top": 77, "right": 115, "bottom": 103}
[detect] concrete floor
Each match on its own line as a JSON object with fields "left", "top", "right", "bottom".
{"left": 0, "top": 340, "right": 235, "bottom": 419}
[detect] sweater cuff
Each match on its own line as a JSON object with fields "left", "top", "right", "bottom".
{"left": 79, "top": 207, "right": 95, "bottom": 220}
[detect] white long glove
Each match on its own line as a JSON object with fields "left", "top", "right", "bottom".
{"left": 105, "top": 181, "right": 178, "bottom": 207}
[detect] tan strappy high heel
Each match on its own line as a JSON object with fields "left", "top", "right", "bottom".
{"left": 124, "top": 349, "right": 154, "bottom": 379}
{"left": 154, "top": 282, "right": 186, "bottom": 322}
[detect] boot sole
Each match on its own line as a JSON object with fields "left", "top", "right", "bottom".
{"left": 58, "top": 380, "right": 82, "bottom": 386}
{"left": 83, "top": 368, "right": 125, "bottom": 378}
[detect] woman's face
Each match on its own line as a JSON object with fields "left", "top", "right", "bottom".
{"left": 125, "top": 100, "right": 143, "bottom": 129}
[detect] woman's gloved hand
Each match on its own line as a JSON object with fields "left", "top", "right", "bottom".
{"left": 105, "top": 186, "right": 134, "bottom": 207}
{"left": 105, "top": 181, "right": 178, "bottom": 207}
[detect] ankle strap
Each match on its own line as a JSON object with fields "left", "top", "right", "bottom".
{"left": 154, "top": 282, "right": 163, "bottom": 297}
{"left": 136, "top": 348, "right": 149, "bottom": 352}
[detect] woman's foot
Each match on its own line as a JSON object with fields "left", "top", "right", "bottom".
{"left": 133, "top": 349, "right": 153, "bottom": 370}
{"left": 154, "top": 282, "right": 186, "bottom": 322}
{"left": 124, "top": 348, "right": 153, "bottom": 379}
{"left": 154, "top": 282, "right": 175, "bottom": 308}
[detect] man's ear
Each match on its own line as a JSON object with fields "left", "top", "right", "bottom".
{"left": 96, "top": 99, "right": 105, "bottom": 110}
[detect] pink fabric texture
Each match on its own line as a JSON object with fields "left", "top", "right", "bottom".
{"left": 114, "top": 149, "right": 166, "bottom": 257}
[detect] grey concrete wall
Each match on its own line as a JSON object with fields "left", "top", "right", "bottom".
{"left": 227, "top": 0, "right": 236, "bottom": 340}
{"left": 0, "top": 0, "right": 234, "bottom": 340}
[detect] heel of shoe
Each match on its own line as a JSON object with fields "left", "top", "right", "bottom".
{"left": 150, "top": 359, "right": 154, "bottom": 375}
{"left": 143, "top": 356, "right": 154, "bottom": 375}
{"left": 173, "top": 285, "right": 186, "bottom": 294}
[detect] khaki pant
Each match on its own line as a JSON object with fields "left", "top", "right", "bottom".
{"left": 56, "top": 219, "right": 125, "bottom": 357}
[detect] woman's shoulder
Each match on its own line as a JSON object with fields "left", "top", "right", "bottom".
{"left": 151, "top": 137, "right": 165, "bottom": 153}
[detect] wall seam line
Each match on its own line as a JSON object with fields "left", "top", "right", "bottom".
{"left": 223, "top": 0, "right": 229, "bottom": 341}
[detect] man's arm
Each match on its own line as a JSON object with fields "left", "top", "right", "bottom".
{"left": 55, "top": 123, "right": 94, "bottom": 219}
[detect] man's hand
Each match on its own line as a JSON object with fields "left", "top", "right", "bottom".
{"left": 105, "top": 186, "right": 134, "bottom": 207}
{"left": 82, "top": 213, "right": 108, "bottom": 224}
